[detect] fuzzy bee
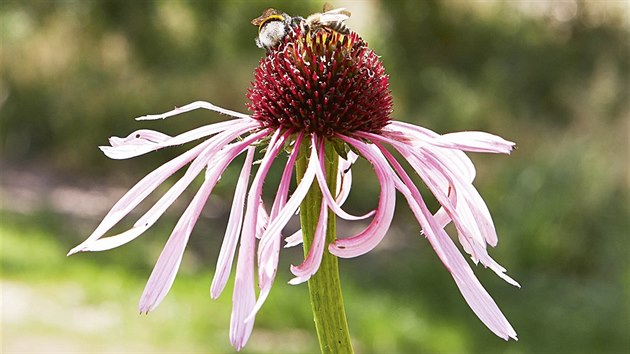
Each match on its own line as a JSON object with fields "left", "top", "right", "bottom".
{"left": 251, "top": 8, "right": 294, "bottom": 50}
{"left": 301, "top": 3, "right": 352, "bottom": 35}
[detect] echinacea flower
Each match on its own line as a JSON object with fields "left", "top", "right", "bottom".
{"left": 69, "top": 9, "right": 518, "bottom": 351}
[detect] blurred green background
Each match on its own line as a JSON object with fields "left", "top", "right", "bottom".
{"left": 1, "top": 0, "right": 628, "bottom": 353}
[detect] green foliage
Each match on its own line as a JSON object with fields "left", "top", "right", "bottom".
{"left": 1, "top": 1, "right": 628, "bottom": 353}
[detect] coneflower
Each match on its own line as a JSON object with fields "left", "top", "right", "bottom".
{"left": 69, "top": 8, "right": 518, "bottom": 352}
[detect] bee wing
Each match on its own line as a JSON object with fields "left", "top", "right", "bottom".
{"left": 319, "top": 12, "right": 350, "bottom": 24}
{"left": 322, "top": 6, "right": 351, "bottom": 17}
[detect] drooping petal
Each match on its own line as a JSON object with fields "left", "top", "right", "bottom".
{"left": 67, "top": 139, "right": 214, "bottom": 255}
{"left": 289, "top": 199, "right": 327, "bottom": 284}
{"left": 136, "top": 100, "right": 254, "bottom": 121}
{"left": 256, "top": 139, "right": 319, "bottom": 256}
{"left": 255, "top": 199, "right": 269, "bottom": 239}
{"left": 329, "top": 136, "right": 396, "bottom": 258}
{"left": 245, "top": 136, "right": 320, "bottom": 322}
{"left": 284, "top": 147, "right": 357, "bottom": 250}
{"left": 382, "top": 142, "right": 519, "bottom": 287}
{"left": 312, "top": 135, "right": 374, "bottom": 221}
{"left": 257, "top": 133, "right": 302, "bottom": 285}
{"left": 284, "top": 229, "right": 303, "bottom": 248}
{"left": 139, "top": 143, "right": 243, "bottom": 313}
{"left": 370, "top": 130, "right": 517, "bottom": 286}
{"left": 381, "top": 143, "right": 518, "bottom": 340}
{"left": 250, "top": 133, "right": 303, "bottom": 322}
{"left": 404, "top": 185, "right": 517, "bottom": 340}
{"left": 418, "top": 148, "right": 499, "bottom": 248}
{"left": 363, "top": 130, "right": 499, "bottom": 250}
{"left": 211, "top": 147, "right": 256, "bottom": 299}
{"left": 73, "top": 128, "right": 266, "bottom": 253}
{"left": 431, "top": 131, "right": 516, "bottom": 154}
{"left": 231, "top": 130, "right": 285, "bottom": 350}
{"left": 386, "top": 122, "right": 477, "bottom": 182}
{"left": 336, "top": 150, "right": 358, "bottom": 206}
{"left": 101, "top": 120, "right": 259, "bottom": 160}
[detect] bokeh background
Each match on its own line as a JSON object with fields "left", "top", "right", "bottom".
{"left": 1, "top": 0, "right": 628, "bottom": 353}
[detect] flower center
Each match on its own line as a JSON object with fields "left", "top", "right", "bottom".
{"left": 247, "top": 26, "right": 393, "bottom": 136}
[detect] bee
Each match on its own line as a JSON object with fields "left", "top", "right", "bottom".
{"left": 301, "top": 3, "right": 352, "bottom": 35}
{"left": 251, "top": 8, "right": 293, "bottom": 50}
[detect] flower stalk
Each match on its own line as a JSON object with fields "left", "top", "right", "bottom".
{"left": 296, "top": 138, "right": 353, "bottom": 354}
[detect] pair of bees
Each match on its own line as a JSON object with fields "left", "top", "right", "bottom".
{"left": 251, "top": 4, "right": 352, "bottom": 50}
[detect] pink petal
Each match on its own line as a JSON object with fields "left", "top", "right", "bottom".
{"left": 363, "top": 130, "right": 498, "bottom": 249}
{"left": 230, "top": 130, "right": 285, "bottom": 349}
{"left": 257, "top": 139, "right": 318, "bottom": 256}
{"left": 244, "top": 135, "right": 318, "bottom": 321}
{"left": 383, "top": 123, "right": 477, "bottom": 182}
{"left": 283, "top": 148, "right": 358, "bottom": 250}
{"left": 136, "top": 100, "right": 253, "bottom": 121}
{"left": 67, "top": 139, "right": 214, "bottom": 255}
{"left": 248, "top": 133, "right": 303, "bottom": 322}
{"left": 101, "top": 120, "right": 258, "bottom": 160}
{"left": 336, "top": 150, "right": 358, "bottom": 206}
{"left": 386, "top": 143, "right": 518, "bottom": 287}
{"left": 284, "top": 230, "right": 303, "bottom": 248}
{"left": 255, "top": 199, "right": 269, "bottom": 239}
{"left": 210, "top": 147, "right": 256, "bottom": 299}
{"left": 406, "top": 187, "right": 518, "bottom": 340}
{"left": 382, "top": 142, "right": 518, "bottom": 340}
{"left": 329, "top": 137, "right": 396, "bottom": 258}
{"left": 420, "top": 148, "right": 499, "bottom": 247}
{"left": 289, "top": 199, "right": 327, "bottom": 284}
{"left": 108, "top": 129, "right": 171, "bottom": 147}
{"left": 313, "top": 136, "right": 374, "bottom": 221}
{"left": 139, "top": 151, "right": 232, "bottom": 313}
{"left": 257, "top": 133, "right": 303, "bottom": 286}
{"left": 431, "top": 131, "right": 516, "bottom": 154}
{"left": 75, "top": 128, "right": 264, "bottom": 253}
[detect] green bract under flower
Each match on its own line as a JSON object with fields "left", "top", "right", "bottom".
{"left": 247, "top": 27, "right": 393, "bottom": 136}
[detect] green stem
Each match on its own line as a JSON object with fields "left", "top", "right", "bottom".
{"left": 295, "top": 138, "right": 354, "bottom": 354}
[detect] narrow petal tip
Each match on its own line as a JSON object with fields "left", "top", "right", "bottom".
{"left": 287, "top": 275, "right": 309, "bottom": 285}
{"left": 67, "top": 244, "right": 87, "bottom": 256}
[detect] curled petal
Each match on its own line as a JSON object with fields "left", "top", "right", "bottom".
{"left": 101, "top": 120, "right": 258, "bottom": 160}
{"left": 284, "top": 230, "right": 303, "bottom": 248}
{"left": 313, "top": 135, "right": 374, "bottom": 221}
{"left": 108, "top": 130, "right": 171, "bottom": 147}
{"left": 336, "top": 150, "right": 358, "bottom": 205}
{"left": 257, "top": 140, "right": 318, "bottom": 256}
{"left": 329, "top": 137, "right": 396, "bottom": 258}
